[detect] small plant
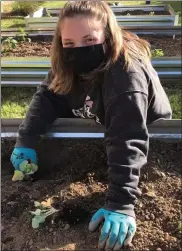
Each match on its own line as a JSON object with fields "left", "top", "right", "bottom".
{"left": 151, "top": 49, "right": 164, "bottom": 57}
{"left": 30, "top": 201, "right": 59, "bottom": 229}
{"left": 177, "top": 221, "right": 182, "bottom": 234}
{"left": 17, "top": 27, "right": 31, "bottom": 43}
{"left": 45, "top": 12, "right": 52, "bottom": 17}
{"left": 149, "top": 11, "right": 155, "bottom": 16}
{"left": 2, "top": 37, "right": 18, "bottom": 53}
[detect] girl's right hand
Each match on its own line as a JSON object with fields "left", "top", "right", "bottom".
{"left": 10, "top": 147, "right": 38, "bottom": 181}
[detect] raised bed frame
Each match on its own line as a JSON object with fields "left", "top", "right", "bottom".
{"left": 1, "top": 57, "right": 181, "bottom": 87}
{"left": 24, "top": 4, "right": 179, "bottom": 29}
{"left": 1, "top": 26, "right": 182, "bottom": 38}
{"left": 1, "top": 118, "right": 181, "bottom": 143}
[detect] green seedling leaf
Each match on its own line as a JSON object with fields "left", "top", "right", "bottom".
{"left": 178, "top": 221, "right": 182, "bottom": 233}
{"left": 31, "top": 200, "right": 59, "bottom": 228}
{"left": 2, "top": 40, "right": 8, "bottom": 44}
{"left": 30, "top": 209, "right": 42, "bottom": 216}
{"left": 32, "top": 215, "right": 45, "bottom": 228}
{"left": 11, "top": 39, "right": 18, "bottom": 44}
{"left": 19, "top": 160, "right": 38, "bottom": 174}
{"left": 18, "top": 27, "right": 24, "bottom": 32}
{"left": 11, "top": 43, "right": 17, "bottom": 49}
{"left": 34, "top": 201, "right": 41, "bottom": 207}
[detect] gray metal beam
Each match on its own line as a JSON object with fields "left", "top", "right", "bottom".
{"left": 1, "top": 118, "right": 182, "bottom": 142}
{"left": 1, "top": 26, "right": 181, "bottom": 37}
{"left": 1, "top": 58, "right": 181, "bottom": 87}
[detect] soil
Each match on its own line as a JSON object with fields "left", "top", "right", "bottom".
{"left": 1, "top": 36, "right": 181, "bottom": 58}
{"left": 1, "top": 138, "right": 182, "bottom": 251}
{"left": 115, "top": 10, "right": 170, "bottom": 16}
{"left": 49, "top": 10, "right": 169, "bottom": 17}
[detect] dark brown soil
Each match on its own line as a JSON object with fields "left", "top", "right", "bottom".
{"left": 50, "top": 10, "right": 169, "bottom": 17}
{"left": 1, "top": 36, "right": 181, "bottom": 57}
{"left": 115, "top": 10, "right": 170, "bottom": 16}
{"left": 1, "top": 139, "right": 182, "bottom": 251}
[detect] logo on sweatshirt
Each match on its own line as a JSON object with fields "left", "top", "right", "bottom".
{"left": 72, "top": 95, "right": 101, "bottom": 124}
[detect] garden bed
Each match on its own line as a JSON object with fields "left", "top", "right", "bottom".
{"left": 1, "top": 36, "right": 181, "bottom": 57}
{"left": 1, "top": 138, "right": 182, "bottom": 251}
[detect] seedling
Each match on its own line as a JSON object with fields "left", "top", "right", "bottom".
{"left": 17, "top": 27, "right": 31, "bottom": 43}
{"left": 45, "top": 12, "right": 52, "bottom": 17}
{"left": 12, "top": 160, "right": 38, "bottom": 181}
{"left": 30, "top": 201, "right": 59, "bottom": 229}
{"left": 178, "top": 221, "right": 182, "bottom": 234}
{"left": 151, "top": 49, "right": 164, "bottom": 57}
{"left": 2, "top": 37, "right": 18, "bottom": 52}
{"left": 149, "top": 11, "right": 155, "bottom": 16}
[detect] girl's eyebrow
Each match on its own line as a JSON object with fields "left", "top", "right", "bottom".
{"left": 63, "top": 34, "right": 95, "bottom": 41}
{"left": 82, "top": 34, "right": 93, "bottom": 38}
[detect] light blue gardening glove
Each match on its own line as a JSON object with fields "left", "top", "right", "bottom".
{"left": 89, "top": 208, "right": 136, "bottom": 250}
{"left": 10, "top": 147, "right": 38, "bottom": 181}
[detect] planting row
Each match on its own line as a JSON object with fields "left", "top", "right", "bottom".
{"left": 1, "top": 36, "right": 181, "bottom": 57}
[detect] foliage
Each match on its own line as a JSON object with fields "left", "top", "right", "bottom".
{"left": 1, "top": 37, "right": 18, "bottom": 53}
{"left": 151, "top": 49, "right": 164, "bottom": 57}
{"left": 1, "top": 29, "right": 31, "bottom": 54}
{"left": 11, "top": 2, "right": 45, "bottom": 16}
{"left": 30, "top": 201, "right": 59, "bottom": 228}
{"left": 1, "top": 17, "right": 25, "bottom": 29}
{"left": 17, "top": 27, "right": 31, "bottom": 42}
{"left": 178, "top": 221, "right": 182, "bottom": 234}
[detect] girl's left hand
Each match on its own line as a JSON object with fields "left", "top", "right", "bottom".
{"left": 88, "top": 208, "right": 136, "bottom": 250}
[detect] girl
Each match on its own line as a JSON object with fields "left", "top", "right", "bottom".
{"left": 11, "top": 1, "right": 172, "bottom": 250}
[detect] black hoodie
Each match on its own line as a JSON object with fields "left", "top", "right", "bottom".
{"left": 15, "top": 55, "right": 172, "bottom": 218}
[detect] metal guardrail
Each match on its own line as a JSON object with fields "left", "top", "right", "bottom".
{"left": 1, "top": 26, "right": 181, "bottom": 38}
{"left": 1, "top": 118, "right": 181, "bottom": 142}
{"left": 24, "top": 4, "right": 178, "bottom": 29}
{"left": 1, "top": 57, "right": 181, "bottom": 87}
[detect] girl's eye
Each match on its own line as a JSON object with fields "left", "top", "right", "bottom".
{"left": 85, "top": 38, "right": 95, "bottom": 43}
{"left": 63, "top": 42, "right": 74, "bottom": 47}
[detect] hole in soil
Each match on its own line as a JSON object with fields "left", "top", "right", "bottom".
{"left": 50, "top": 197, "right": 91, "bottom": 225}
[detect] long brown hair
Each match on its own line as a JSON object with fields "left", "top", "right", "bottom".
{"left": 49, "top": 0, "right": 151, "bottom": 94}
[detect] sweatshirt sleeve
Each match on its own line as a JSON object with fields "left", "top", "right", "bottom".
{"left": 15, "top": 70, "right": 72, "bottom": 149}
{"left": 102, "top": 62, "right": 150, "bottom": 218}
{"left": 103, "top": 91, "right": 149, "bottom": 218}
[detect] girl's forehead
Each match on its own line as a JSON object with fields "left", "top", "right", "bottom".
{"left": 60, "top": 16, "right": 103, "bottom": 38}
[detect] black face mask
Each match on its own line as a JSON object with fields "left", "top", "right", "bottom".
{"left": 62, "top": 43, "right": 106, "bottom": 74}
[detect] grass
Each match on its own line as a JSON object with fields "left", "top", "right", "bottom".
{"left": 42, "top": 1, "right": 66, "bottom": 8}
{"left": 1, "top": 17, "right": 25, "bottom": 29}
{"left": 1, "top": 88, "right": 36, "bottom": 118}
{"left": 167, "top": 91, "right": 182, "bottom": 119}
{"left": 1, "top": 88, "right": 181, "bottom": 119}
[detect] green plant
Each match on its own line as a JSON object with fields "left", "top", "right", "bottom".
{"left": 12, "top": 2, "right": 45, "bottom": 16}
{"left": 45, "top": 12, "right": 52, "bottom": 17}
{"left": 17, "top": 27, "right": 31, "bottom": 42}
{"left": 178, "top": 221, "right": 182, "bottom": 233}
{"left": 151, "top": 49, "right": 164, "bottom": 57}
{"left": 149, "top": 11, "right": 155, "bottom": 16}
{"left": 2, "top": 37, "right": 18, "bottom": 53}
{"left": 30, "top": 201, "right": 59, "bottom": 229}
